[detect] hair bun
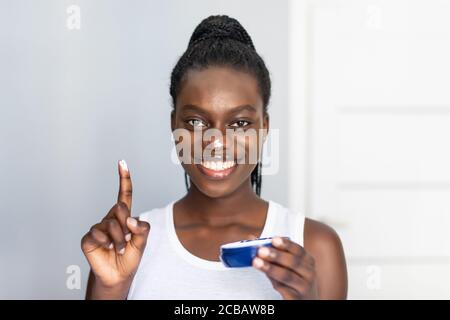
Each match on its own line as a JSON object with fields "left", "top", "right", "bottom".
{"left": 188, "top": 15, "right": 255, "bottom": 50}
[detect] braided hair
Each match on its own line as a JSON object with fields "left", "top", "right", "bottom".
{"left": 170, "top": 15, "right": 271, "bottom": 197}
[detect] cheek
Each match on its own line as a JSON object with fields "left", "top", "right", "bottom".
{"left": 234, "top": 133, "right": 263, "bottom": 164}
{"left": 173, "top": 130, "right": 204, "bottom": 163}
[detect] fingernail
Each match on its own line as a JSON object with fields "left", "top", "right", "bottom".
{"left": 253, "top": 257, "right": 264, "bottom": 268}
{"left": 273, "top": 237, "right": 283, "bottom": 247}
{"left": 108, "top": 243, "right": 113, "bottom": 250}
{"left": 127, "top": 217, "right": 138, "bottom": 227}
{"left": 119, "top": 159, "right": 128, "bottom": 172}
{"left": 258, "top": 247, "right": 270, "bottom": 258}
{"left": 118, "top": 247, "right": 125, "bottom": 255}
{"left": 125, "top": 233, "right": 131, "bottom": 242}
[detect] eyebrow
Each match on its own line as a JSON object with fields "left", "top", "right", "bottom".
{"left": 180, "top": 104, "right": 257, "bottom": 114}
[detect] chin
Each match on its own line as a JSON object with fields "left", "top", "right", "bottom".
{"left": 190, "top": 177, "right": 239, "bottom": 198}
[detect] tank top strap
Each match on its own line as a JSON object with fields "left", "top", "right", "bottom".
{"left": 269, "top": 200, "right": 305, "bottom": 247}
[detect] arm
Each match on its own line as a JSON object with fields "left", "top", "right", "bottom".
{"left": 81, "top": 160, "right": 150, "bottom": 300}
{"left": 252, "top": 218, "right": 348, "bottom": 300}
{"left": 85, "top": 269, "right": 132, "bottom": 300}
{"left": 304, "top": 218, "right": 348, "bottom": 299}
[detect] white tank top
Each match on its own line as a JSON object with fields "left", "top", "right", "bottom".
{"left": 127, "top": 200, "right": 305, "bottom": 300}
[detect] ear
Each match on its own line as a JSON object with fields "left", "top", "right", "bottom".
{"left": 262, "top": 113, "right": 269, "bottom": 142}
{"left": 170, "top": 110, "right": 175, "bottom": 132}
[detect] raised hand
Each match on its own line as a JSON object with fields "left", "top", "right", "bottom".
{"left": 81, "top": 160, "right": 150, "bottom": 292}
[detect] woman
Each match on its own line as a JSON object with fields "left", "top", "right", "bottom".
{"left": 81, "top": 15, "right": 347, "bottom": 300}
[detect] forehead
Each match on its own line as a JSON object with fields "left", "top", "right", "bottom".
{"left": 176, "top": 66, "right": 263, "bottom": 113}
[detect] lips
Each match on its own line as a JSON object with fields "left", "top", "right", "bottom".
{"left": 196, "top": 159, "right": 237, "bottom": 179}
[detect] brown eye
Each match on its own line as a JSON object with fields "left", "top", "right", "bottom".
{"left": 230, "top": 120, "right": 251, "bottom": 128}
{"left": 187, "top": 119, "right": 207, "bottom": 128}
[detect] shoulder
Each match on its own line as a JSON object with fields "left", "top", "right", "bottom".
{"left": 303, "top": 218, "right": 348, "bottom": 299}
{"left": 269, "top": 201, "right": 342, "bottom": 251}
{"left": 304, "top": 218, "right": 343, "bottom": 255}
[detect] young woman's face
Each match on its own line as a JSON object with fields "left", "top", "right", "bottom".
{"left": 171, "top": 66, "right": 269, "bottom": 198}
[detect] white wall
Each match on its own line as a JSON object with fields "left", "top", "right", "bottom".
{"left": 289, "top": 0, "right": 450, "bottom": 299}
{"left": 2, "top": 0, "right": 449, "bottom": 299}
{"left": 0, "top": 0, "right": 290, "bottom": 299}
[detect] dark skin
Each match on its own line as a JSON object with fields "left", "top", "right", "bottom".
{"left": 81, "top": 66, "right": 347, "bottom": 299}
{"left": 171, "top": 66, "right": 270, "bottom": 260}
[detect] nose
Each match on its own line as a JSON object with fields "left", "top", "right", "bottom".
{"left": 210, "top": 137, "right": 226, "bottom": 159}
{"left": 202, "top": 133, "right": 233, "bottom": 161}
{"left": 212, "top": 138, "right": 223, "bottom": 149}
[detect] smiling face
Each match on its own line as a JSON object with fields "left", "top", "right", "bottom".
{"left": 171, "top": 66, "right": 269, "bottom": 198}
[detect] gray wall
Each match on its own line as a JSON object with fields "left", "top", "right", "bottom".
{"left": 0, "top": 0, "right": 289, "bottom": 298}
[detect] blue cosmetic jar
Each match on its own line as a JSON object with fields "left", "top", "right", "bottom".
{"left": 219, "top": 236, "right": 290, "bottom": 268}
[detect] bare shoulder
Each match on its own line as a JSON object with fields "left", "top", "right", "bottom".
{"left": 303, "top": 218, "right": 348, "bottom": 299}
{"left": 304, "top": 218, "right": 343, "bottom": 254}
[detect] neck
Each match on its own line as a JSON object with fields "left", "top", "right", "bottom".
{"left": 180, "top": 179, "right": 264, "bottom": 227}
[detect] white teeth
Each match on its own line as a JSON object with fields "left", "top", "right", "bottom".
{"left": 201, "top": 160, "right": 235, "bottom": 171}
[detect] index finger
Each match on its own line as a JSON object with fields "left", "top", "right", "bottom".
{"left": 272, "top": 237, "right": 315, "bottom": 267}
{"left": 118, "top": 159, "right": 132, "bottom": 211}
{"left": 272, "top": 237, "right": 304, "bottom": 257}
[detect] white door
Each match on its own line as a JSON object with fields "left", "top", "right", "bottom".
{"left": 289, "top": 0, "right": 450, "bottom": 299}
